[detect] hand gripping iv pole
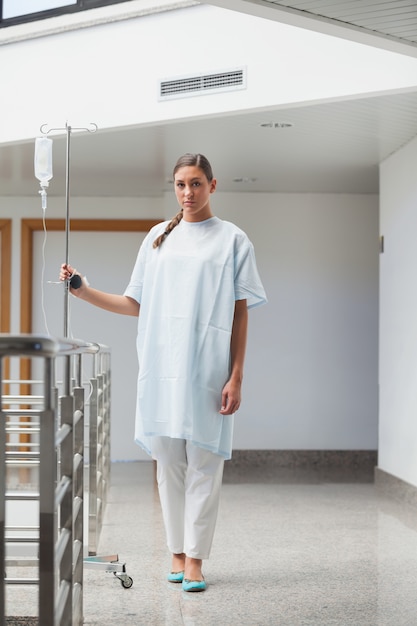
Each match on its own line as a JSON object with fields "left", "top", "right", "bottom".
{"left": 36, "top": 122, "right": 134, "bottom": 590}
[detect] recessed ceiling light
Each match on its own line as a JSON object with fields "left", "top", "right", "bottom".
{"left": 233, "top": 177, "right": 257, "bottom": 183}
{"left": 260, "top": 122, "right": 293, "bottom": 128}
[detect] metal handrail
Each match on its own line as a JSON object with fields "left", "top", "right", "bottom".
{"left": 0, "top": 334, "right": 101, "bottom": 357}
{"left": 0, "top": 334, "right": 117, "bottom": 626}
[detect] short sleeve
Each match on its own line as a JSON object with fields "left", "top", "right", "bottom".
{"left": 123, "top": 224, "right": 166, "bottom": 303}
{"left": 234, "top": 235, "right": 267, "bottom": 309}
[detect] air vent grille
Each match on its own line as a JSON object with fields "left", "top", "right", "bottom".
{"left": 159, "top": 68, "right": 246, "bottom": 100}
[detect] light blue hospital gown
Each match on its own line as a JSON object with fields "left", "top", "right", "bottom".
{"left": 124, "top": 216, "right": 267, "bottom": 460}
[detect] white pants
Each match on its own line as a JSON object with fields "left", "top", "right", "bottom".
{"left": 151, "top": 437, "right": 225, "bottom": 560}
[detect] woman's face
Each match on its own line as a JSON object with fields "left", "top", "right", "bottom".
{"left": 174, "top": 165, "right": 217, "bottom": 222}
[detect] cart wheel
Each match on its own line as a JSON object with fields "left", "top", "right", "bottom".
{"left": 121, "top": 575, "right": 133, "bottom": 589}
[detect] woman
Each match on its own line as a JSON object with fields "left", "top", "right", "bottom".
{"left": 60, "top": 153, "right": 267, "bottom": 591}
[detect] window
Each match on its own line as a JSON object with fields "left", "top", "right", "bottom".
{"left": 3, "top": 1, "right": 77, "bottom": 19}
{"left": 0, "top": 0, "right": 131, "bottom": 26}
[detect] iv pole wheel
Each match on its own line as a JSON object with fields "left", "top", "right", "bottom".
{"left": 115, "top": 573, "right": 134, "bottom": 588}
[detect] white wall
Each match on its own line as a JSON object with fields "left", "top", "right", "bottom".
{"left": 0, "top": 190, "right": 379, "bottom": 458}
{"left": 31, "top": 229, "right": 148, "bottom": 462}
{"left": 1, "top": 196, "right": 162, "bottom": 461}
{"left": 379, "top": 135, "right": 417, "bottom": 487}
{"left": 214, "top": 192, "right": 379, "bottom": 450}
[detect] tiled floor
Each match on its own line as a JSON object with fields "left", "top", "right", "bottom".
{"left": 6, "top": 460, "right": 417, "bottom": 625}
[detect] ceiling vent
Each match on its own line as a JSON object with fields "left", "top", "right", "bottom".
{"left": 159, "top": 68, "right": 246, "bottom": 100}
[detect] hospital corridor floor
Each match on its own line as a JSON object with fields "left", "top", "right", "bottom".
{"left": 8, "top": 459, "right": 417, "bottom": 625}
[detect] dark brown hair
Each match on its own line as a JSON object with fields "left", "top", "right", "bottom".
{"left": 153, "top": 153, "right": 213, "bottom": 249}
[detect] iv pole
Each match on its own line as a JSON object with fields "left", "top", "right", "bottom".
{"left": 37, "top": 121, "right": 133, "bottom": 588}
{"left": 40, "top": 122, "right": 98, "bottom": 338}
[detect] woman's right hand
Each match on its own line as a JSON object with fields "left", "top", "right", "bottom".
{"left": 60, "top": 263, "right": 86, "bottom": 296}
{"left": 60, "top": 263, "right": 139, "bottom": 316}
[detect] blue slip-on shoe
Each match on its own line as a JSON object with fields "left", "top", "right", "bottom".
{"left": 182, "top": 578, "right": 207, "bottom": 592}
{"left": 167, "top": 571, "right": 184, "bottom": 583}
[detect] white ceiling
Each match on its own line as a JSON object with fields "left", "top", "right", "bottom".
{"left": 2, "top": 0, "right": 417, "bottom": 198}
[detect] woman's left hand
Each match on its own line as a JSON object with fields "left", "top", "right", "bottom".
{"left": 219, "top": 379, "right": 241, "bottom": 415}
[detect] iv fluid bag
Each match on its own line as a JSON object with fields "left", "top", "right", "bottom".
{"left": 34, "top": 137, "right": 53, "bottom": 185}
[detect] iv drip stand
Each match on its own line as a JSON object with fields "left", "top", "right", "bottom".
{"left": 39, "top": 122, "right": 133, "bottom": 590}
{"left": 40, "top": 122, "right": 97, "bottom": 339}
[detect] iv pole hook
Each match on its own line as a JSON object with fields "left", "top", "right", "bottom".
{"left": 40, "top": 122, "right": 98, "bottom": 135}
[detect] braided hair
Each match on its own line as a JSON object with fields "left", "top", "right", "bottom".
{"left": 153, "top": 153, "right": 214, "bottom": 249}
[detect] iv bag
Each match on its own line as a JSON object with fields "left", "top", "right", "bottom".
{"left": 34, "top": 137, "right": 53, "bottom": 186}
